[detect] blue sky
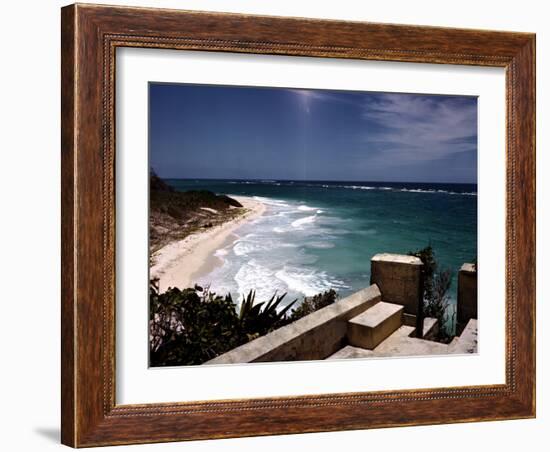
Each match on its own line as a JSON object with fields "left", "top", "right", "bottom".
{"left": 150, "top": 83, "right": 477, "bottom": 184}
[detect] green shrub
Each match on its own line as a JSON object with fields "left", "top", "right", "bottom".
{"left": 409, "top": 246, "right": 453, "bottom": 342}
{"left": 149, "top": 281, "right": 298, "bottom": 366}
{"left": 288, "top": 289, "right": 337, "bottom": 321}
{"left": 149, "top": 281, "right": 245, "bottom": 366}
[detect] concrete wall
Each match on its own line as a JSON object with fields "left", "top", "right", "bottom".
{"left": 457, "top": 263, "right": 477, "bottom": 328}
{"left": 370, "top": 253, "right": 423, "bottom": 315}
{"left": 205, "top": 285, "right": 382, "bottom": 365}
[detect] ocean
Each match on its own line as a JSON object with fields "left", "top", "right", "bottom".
{"left": 165, "top": 179, "right": 477, "bottom": 317}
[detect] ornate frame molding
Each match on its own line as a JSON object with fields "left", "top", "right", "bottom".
{"left": 61, "top": 4, "right": 535, "bottom": 447}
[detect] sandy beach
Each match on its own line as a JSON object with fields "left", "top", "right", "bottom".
{"left": 150, "top": 195, "right": 266, "bottom": 292}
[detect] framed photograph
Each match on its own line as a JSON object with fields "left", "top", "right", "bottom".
{"left": 61, "top": 3, "right": 536, "bottom": 447}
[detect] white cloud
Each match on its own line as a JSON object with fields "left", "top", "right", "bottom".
{"left": 359, "top": 94, "right": 477, "bottom": 166}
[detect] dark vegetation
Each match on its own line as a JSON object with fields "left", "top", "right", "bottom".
{"left": 287, "top": 289, "right": 337, "bottom": 321}
{"left": 408, "top": 245, "right": 454, "bottom": 343}
{"left": 149, "top": 170, "right": 244, "bottom": 252}
{"left": 149, "top": 281, "right": 337, "bottom": 367}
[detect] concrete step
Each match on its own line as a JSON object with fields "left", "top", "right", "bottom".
{"left": 449, "top": 319, "right": 478, "bottom": 354}
{"left": 403, "top": 315, "right": 439, "bottom": 339}
{"left": 449, "top": 336, "right": 461, "bottom": 348}
{"left": 326, "top": 345, "right": 374, "bottom": 360}
{"left": 371, "top": 326, "right": 451, "bottom": 357}
{"left": 327, "top": 325, "right": 453, "bottom": 360}
{"left": 391, "top": 325, "right": 416, "bottom": 338}
{"left": 347, "top": 301, "right": 404, "bottom": 349}
{"left": 420, "top": 317, "right": 439, "bottom": 339}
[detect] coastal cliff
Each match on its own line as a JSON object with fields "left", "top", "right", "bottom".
{"left": 149, "top": 170, "right": 243, "bottom": 252}
{"left": 149, "top": 171, "right": 267, "bottom": 292}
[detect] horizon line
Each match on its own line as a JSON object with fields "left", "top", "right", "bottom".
{"left": 158, "top": 176, "right": 478, "bottom": 185}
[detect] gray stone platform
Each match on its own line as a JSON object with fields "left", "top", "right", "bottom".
{"left": 205, "top": 254, "right": 478, "bottom": 365}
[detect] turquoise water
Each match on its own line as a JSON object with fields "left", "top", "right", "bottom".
{"left": 166, "top": 179, "right": 477, "bottom": 312}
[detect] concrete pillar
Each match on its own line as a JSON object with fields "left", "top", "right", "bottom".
{"left": 370, "top": 253, "right": 423, "bottom": 315}
{"left": 457, "top": 263, "right": 477, "bottom": 328}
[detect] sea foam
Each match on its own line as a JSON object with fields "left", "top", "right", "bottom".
{"left": 234, "top": 260, "right": 287, "bottom": 302}
{"left": 291, "top": 215, "right": 317, "bottom": 228}
{"left": 274, "top": 266, "right": 348, "bottom": 298}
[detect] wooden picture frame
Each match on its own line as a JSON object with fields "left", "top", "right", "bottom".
{"left": 61, "top": 3, "right": 535, "bottom": 447}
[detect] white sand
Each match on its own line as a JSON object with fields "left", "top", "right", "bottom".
{"left": 150, "top": 196, "right": 266, "bottom": 292}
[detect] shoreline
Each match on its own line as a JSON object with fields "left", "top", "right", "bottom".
{"left": 150, "top": 195, "right": 266, "bottom": 293}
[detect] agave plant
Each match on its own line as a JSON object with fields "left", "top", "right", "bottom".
{"left": 150, "top": 282, "right": 338, "bottom": 367}
{"left": 238, "top": 290, "right": 296, "bottom": 337}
